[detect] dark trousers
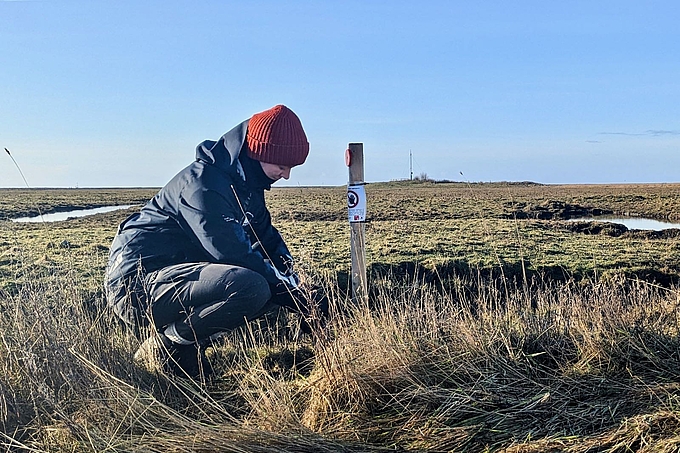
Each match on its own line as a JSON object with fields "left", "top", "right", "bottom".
{"left": 144, "top": 263, "right": 273, "bottom": 342}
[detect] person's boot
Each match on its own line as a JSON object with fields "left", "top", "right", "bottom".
{"left": 134, "top": 334, "right": 171, "bottom": 374}
{"left": 134, "top": 333, "right": 212, "bottom": 379}
{"left": 166, "top": 342, "right": 213, "bottom": 379}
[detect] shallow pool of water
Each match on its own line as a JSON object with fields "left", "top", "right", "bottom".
{"left": 11, "top": 205, "right": 137, "bottom": 223}
{"left": 568, "top": 217, "right": 680, "bottom": 231}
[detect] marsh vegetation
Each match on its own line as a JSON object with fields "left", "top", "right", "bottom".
{"left": 2, "top": 182, "right": 680, "bottom": 451}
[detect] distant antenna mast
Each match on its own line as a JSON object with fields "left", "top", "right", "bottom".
{"left": 409, "top": 149, "right": 413, "bottom": 181}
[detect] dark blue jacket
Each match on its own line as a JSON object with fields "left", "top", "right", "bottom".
{"left": 105, "top": 120, "right": 291, "bottom": 292}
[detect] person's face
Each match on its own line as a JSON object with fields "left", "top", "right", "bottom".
{"left": 260, "top": 162, "right": 291, "bottom": 182}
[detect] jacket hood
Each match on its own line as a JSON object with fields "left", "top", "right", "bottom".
{"left": 195, "top": 119, "right": 249, "bottom": 170}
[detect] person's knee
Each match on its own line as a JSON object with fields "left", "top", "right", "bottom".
{"left": 229, "top": 267, "right": 271, "bottom": 311}
{"left": 146, "top": 264, "right": 273, "bottom": 336}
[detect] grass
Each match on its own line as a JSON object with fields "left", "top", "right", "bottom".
{"left": 3, "top": 254, "right": 680, "bottom": 451}
{"left": 3, "top": 183, "right": 680, "bottom": 287}
{"left": 0, "top": 188, "right": 157, "bottom": 220}
{"left": 2, "top": 183, "right": 680, "bottom": 451}
{"left": 268, "top": 181, "right": 680, "bottom": 285}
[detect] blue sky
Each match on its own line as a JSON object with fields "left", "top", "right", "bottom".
{"left": 1, "top": 0, "right": 679, "bottom": 187}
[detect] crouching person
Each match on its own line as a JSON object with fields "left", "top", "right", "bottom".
{"left": 104, "top": 105, "right": 326, "bottom": 379}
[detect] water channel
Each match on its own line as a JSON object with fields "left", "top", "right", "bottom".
{"left": 11, "top": 206, "right": 680, "bottom": 231}
{"left": 11, "top": 205, "right": 137, "bottom": 223}
{"left": 568, "top": 217, "right": 680, "bottom": 231}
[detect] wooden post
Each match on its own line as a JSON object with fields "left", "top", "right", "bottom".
{"left": 346, "top": 143, "right": 368, "bottom": 304}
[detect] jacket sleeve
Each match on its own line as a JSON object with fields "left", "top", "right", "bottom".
{"left": 175, "top": 185, "right": 281, "bottom": 284}
{"left": 248, "top": 191, "right": 294, "bottom": 274}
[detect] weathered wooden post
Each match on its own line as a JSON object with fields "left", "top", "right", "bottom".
{"left": 346, "top": 143, "right": 368, "bottom": 303}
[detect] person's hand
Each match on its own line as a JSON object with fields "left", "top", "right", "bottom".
{"left": 296, "top": 286, "right": 330, "bottom": 334}
{"left": 266, "top": 259, "right": 300, "bottom": 289}
{"left": 272, "top": 265, "right": 300, "bottom": 289}
{"left": 271, "top": 283, "right": 329, "bottom": 332}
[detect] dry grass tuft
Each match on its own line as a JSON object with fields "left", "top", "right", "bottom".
{"left": 291, "top": 275, "right": 680, "bottom": 451}
{"left": 2, "top": 247, "right": 680, "bottom": 452}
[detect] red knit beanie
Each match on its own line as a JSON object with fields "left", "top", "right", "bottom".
{"left": 246, "top": 105, "right": 309, "bottom": 167}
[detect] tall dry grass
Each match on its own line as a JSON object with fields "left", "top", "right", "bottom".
{"left": 299, "top": 274, "right": 680, "bottom": 451}
{"left": 2, "top": 251, "right": 680, "bottom": 452}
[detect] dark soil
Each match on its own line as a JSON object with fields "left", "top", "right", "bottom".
{"left": 560, "top": 221, "right": 629, "bottom": 237}
{"left": 505, "top": 200, "right": 613, "bottom": 220}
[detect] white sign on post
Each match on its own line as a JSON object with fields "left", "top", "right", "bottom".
{"left": 347, "top": 184, "right": 366, "bottom": 223}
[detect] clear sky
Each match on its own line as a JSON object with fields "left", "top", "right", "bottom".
{"left": 1, "top": 0, "right": 679, "bottom": 188}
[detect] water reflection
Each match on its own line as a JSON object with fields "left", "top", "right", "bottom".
{"left": 12, "top": 205, "right": 136, "bottom": 223}
{"left": 568, "top": 217, "right": 680, "bottom": 231}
